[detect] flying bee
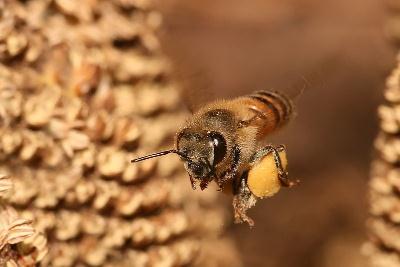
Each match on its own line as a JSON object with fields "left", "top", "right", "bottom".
{"left": 131, "top": 90, "right": 299, "bottom": 226}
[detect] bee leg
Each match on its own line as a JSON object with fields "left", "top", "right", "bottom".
{"left": 252, "top": 145, "right": 299, "bottom": 187}
{"left": 200, "top": 179, "right": 211, "bottom": 190}
{"left": 189, "top": 174, "right": 196, "bottom": 190}
{"left": 218, "top": 146, "right": 241, "bottom": 191}
{"left": 232, "top": 173, "right": 256, "bottom": 227}
{"left": 274, "top": 145, "right": 300, "bottom": 187}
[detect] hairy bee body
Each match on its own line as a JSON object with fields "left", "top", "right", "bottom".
{"left": 132, "top": 90, "right": 297, "bottom": 226}
{"left": 176, "top": 90, "right": 293, "bottom": 188}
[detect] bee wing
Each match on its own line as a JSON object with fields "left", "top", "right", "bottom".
{"left": 170, "top": 60, "right": 215, "bottom": 114}
{"left": 237, "top": 95, "right": 289, "bottom": 139}
{"left": 240, "top": 107, "right": 276, "bottom": 130}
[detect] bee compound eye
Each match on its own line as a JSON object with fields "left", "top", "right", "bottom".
{"left": 209, "top": 132, "right": 227, "bottom": 164}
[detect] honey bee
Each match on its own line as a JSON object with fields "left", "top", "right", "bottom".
{"left": 131, "top": 90, "right": 299, "bottom": 226}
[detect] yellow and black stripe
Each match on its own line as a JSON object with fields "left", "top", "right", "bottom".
{"left": 255, "top": 90, "right": 292, "bottom": 121}
{"left": 248, "top": 90, "right": 293, "bottom": 130}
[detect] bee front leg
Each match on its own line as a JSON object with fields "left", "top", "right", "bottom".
{"left": 252, "top": 144, "right": 299, "bottom": 187}
{"left": 189, "top": 174, "right": 197, "bottom": 190}
{"left": 217, "top": 146, "right": 241, "bottom": 190}
{"left": 232, "top": 173, "right": 256, "bottom": 227}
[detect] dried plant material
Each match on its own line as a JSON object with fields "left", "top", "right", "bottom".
{"left": 16, "top": 231, "right": 49, "bottom": 265}
{"left": 115, "top": 188, "right": 143, "bottom": 216}
{"left": 73, "top": 179, "right": 96, "bottom": 204}
{"left": 0, "top": 1, "right": 239, "bottom": 266}
{"left": 80, "top": 237, "right": 108, "bottom": 266}
{"left": 5, "top": 259, "right": 18, "bottom": 267}
{"left": 131, "top": 218, "right": 156, "bottom": 247}
{"left": 20, "top": 211, "right": 55, "bottom": 239}
{"left": 122, "top": 164, "right": 140, "bottom": 183}
{"left": 92, "top": 180, "right": 120, "bottom": 211}
{"left": 367, "top": 54, "right": 400, "bottom": 266}
{"left": 25, "top": 34, "right": 45, "bottom": 63}
{"left": 24, "top": 89, "right": 60, "bottom": 128}
{"left": 0, "top": 176, "right": 48, "bottom": 266}
{"left": 130, "top": 211, "right": 188, "bottom": 246}
{"left": 97, "top": 147, "right": 126, "bottom": 177}
{"left": 9, "top": 175, "right": 38, "bottom": 206}
{"left": 113, "top": 53, "right": 169, "bottom": 82}
{"left": 138, "top": 158, "right": 157, "bottom": 178}
{"left": 0, "top": 88, "right": 22, "bottom": 125}
{"left": 133, "top": 85, "right": 180, "bottom": 115}
{"left": 71, "top": 63, "right": 101, "bottom": 96}
{"left": 147, "top": 240, "right": 200, "bottom": 266}
{"left": 385, "top": 63, "right": 400, "bottom": 102}
{"left": 62, "top": 130, "right": 90, "bottom": 157}
{"left": 54, "top": 0, "right": 98, "bottom": 22}
{"left": 6, "top": 32, "right": 28, "bottom": 57}
{"left": 0, "top": 175, "right": 12, "bottom": 198}
{"left": 102, "top": 218, "right": 132, "bottom": 248}
{"left": 80, "top": 212, "right": 106, "bottom": 235}
{"left": 113, "top": 0, "right": 152, "bottom": 10}
{"left": 33, "top": 172, "right": 61, "bottom": 209}
{"left": 363, "top": 243, "right": 400, "bottom": 267}
{"left": 378, "top": 105, "right": 400, "bottom": 134}
{"left": 1, "top": 130, "right": 22, "bottom": 155}
{"left": 54, "top": 211, "right": 81, "bottom": 241}
{"left": 19, "top": 131, "right": 47, "bottom": 162}
{"left": 87, "top": 115, "right": 113, "bottom": 143}
{"left": 47, "top": 243, "right": 79, "bottom": 267}
{"left": 0, "top": 205, "right": 34, "bottom": 249}
{"left": 140, "top": 179, "right": 170, "bottom": 211}
{"left": 113, "top": 117, "right": 141, "bottom": 147}
{"left": 42, "top": 140, "right": 65, "bottom": 167}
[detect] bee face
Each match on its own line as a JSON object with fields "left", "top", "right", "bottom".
{"left": 177, "top": 130, "right": 227, "bottom": 180}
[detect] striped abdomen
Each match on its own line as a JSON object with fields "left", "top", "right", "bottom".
{"left": 243, "top": 90, "right": 293, "bottom": 138}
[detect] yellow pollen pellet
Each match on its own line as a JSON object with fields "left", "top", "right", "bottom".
{"left": 247, "top": 151, "right": 288, "bottom": 198}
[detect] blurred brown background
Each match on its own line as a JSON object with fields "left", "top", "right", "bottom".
{"left": 156, "top": 0, "right": 396, "bottom": 266}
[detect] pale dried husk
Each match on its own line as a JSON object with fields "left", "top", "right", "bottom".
{"left": 0, "top": 0, "right": 240, "bottom": 266}
{"left": 0, "top": 175, "right": 48, "bottom": 266}
{"left": 367, "top": 55, "right": 400, "bottom": 266}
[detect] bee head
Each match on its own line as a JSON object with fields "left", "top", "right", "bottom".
{"left": 176, "top": 130, "right": 227, "bottom": 181}
{"left": 130, "top": 129, "right": 227, "bottom": 190}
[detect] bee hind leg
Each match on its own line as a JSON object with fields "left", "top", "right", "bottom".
{"left": 252, "top": 145, "right": 299, "bottom": 187}
{"left": 232, "top": 173, "right": 257, "bottom": 227}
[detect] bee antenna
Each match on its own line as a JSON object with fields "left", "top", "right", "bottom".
{"left": 131, "top": 149, "right": 192, "bottom": 163}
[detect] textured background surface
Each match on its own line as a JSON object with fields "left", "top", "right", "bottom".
{"left": 0, "top": 1, "right": 240, "bottom": 266}
{"left": 157, "top": 0, "right": 395, "bottom": 266}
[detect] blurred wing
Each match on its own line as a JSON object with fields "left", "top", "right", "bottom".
{"left": 239, "top": 101, "right": 277, "bottom": 134}
{"left": 171, "top": 62, "right": 215, "bottom": 114}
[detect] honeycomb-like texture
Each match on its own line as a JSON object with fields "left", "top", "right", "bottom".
{"left": 0, "top": 175, "right": 48, "bottom": 267}
{"left": 0, "top": 0, "right": 240, "bottom": 266}
{"left": 364, "top": 54, "right": 400, "bottom": 266}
